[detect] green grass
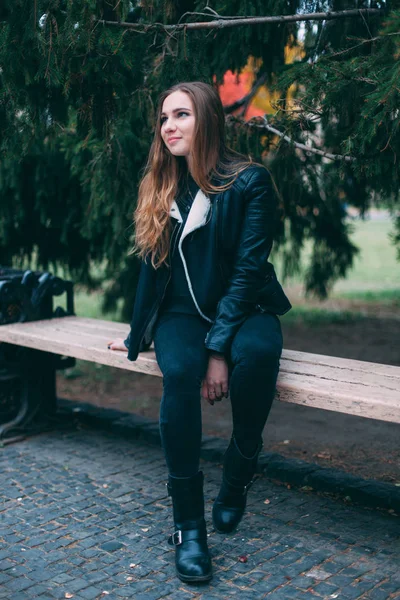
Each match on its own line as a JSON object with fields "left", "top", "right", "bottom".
{"left": 333, "top": 288, "right": 400, "bottom": 305}
{"left": 54, "top": 285, "right": 125, "bottom": 322}
{"left": 332, "top": 218, "right": 399, "bottom": 294}
{"left": 281, "top": 306, "right": 365, "bottom": 326}
{"left": 273, "top": 214, "right": 400, "bottom": 299}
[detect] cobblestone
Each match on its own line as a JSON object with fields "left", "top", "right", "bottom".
{"left": 0, "top": 426, "right": 399, "bottom": 599}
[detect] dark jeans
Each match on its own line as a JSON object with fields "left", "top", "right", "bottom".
{"left": 153, "top": 311, "right": 283, "bottom": 478}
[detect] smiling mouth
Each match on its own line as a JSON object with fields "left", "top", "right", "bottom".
{"left": 168, "top": 137, "right": 181, "bottom": 143}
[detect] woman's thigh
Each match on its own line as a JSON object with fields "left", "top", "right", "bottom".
{"left": 230, "top": 312, "right": 283, "bottom": 368}
{"left": 153, "top": 312, "right": 210, "bottom": 385}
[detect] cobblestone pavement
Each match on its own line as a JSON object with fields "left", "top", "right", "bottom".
{"left": 1, "top": 426, "right": 399, "bottom": 600}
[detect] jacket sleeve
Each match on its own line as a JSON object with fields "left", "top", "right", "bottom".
{"left": 123, "top": 332, "right": 131, "bottom": 349}
{"left": 204, "top": 166, "right": 278, "bottom": 355}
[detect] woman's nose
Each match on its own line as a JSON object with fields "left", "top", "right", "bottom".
{"left": 164, "top": 119, "right": 176, "bottom": 132}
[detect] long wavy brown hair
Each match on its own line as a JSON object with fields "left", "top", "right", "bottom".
{"left": 131, "top": 81, "right": 254, "bottom": 268}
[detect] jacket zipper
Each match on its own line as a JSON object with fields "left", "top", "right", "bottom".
{"left": 137, "top": 222, "right": 181, "bottom": 350}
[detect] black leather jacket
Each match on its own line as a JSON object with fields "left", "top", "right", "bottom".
{"left": 124, "top": 164, "right": 291, "bottom": 361}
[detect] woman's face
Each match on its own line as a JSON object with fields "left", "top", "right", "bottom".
{"left": 160, "top": 91, "right": 195, "bottom": 158}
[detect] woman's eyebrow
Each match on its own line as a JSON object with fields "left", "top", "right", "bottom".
{"left": 160, "top": 107, "right": 192, "bottom": 116}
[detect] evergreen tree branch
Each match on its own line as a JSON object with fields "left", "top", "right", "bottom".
{"left": 323, "top": 31, "right": 400, "bottom": 59}
{"left": 97, "top": 8, "right": 384, "bottom": 33}
{"left": 359, "top": 9, "right": 373, "bottom": 40}
{"left": 247, "top": 116, "right": 355, "bottom": 162}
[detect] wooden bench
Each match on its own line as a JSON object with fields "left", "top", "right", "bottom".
{"left": 0, "top": 316, "right": 399, "bottom": 430}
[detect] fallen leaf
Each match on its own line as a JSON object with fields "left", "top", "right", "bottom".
{"left": 306, "top": 568, "right": 332, "bottom": 580}
{"left": 238, "top": 555, "right": 248, "bottom": 563}
{"left": 316, "top": 452, "right": 331, "bottom": 460}
{"left": 263, "top": 499, "right": 270, "bottom": 504}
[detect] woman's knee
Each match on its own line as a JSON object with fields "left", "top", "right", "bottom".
{"left": 231, "top": 314, "right": 283, "bottom": 369}
{"left": 231, "top": 338, "right": 282, "bottom": 371}
{"left": 162, "top": 358, "right": 206, "bottom": 391}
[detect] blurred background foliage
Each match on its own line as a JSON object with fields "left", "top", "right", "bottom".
{"left": 0, "top": 0, "right": 399, "bottom": 321}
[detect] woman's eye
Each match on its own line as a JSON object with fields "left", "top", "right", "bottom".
{"left": 160, "top": 111, "right": 189, "bottom": 125}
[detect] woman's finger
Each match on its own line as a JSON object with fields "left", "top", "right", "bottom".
{"left": 107, "top": 339, "right": 128, "bottom": 352}
{"left": 201, "top": 380, "right": 213, "bottom": 405}
{"left": 213, "top": 383, "right": 223, "bottom": 401}
{"left": 208, "top": 387, "right": 216, "bottom": 406}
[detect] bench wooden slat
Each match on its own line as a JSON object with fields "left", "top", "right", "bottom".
{"left": 0, "top": 316, "right": 399, "bottom": 423}
{"left": 0, "top": 318, "right": 161, "bottom": 375}
{"left": 276, "top": 385, "right": 400, "bottom": 422}
{"left": 3, "top": 317, "right": 397, "bottom": 379}
{"left": 280, "top": 359, "right": 399, "bottom": 391}
{"left": 283, "top": 349, "right": 400, "bottom": 380}
{"left": 0, "top": 316, "right": 397, "bottom": 387}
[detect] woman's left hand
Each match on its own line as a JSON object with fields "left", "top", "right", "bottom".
{"left": 107, "top": 338, "right": 128, "bottom": 352}
{"left": 201, "top": 356, "right": 229, "bottom": 405}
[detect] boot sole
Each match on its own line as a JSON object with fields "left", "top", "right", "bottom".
{"left": 213, "top": 522, "right": 239, "bottom": 534}
{"left": 177, "top": 571, "right": 213, "bottom": 583}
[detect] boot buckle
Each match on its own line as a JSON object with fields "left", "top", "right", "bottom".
{"left": 171, "top": 530, "right": 183, "bottom": 545}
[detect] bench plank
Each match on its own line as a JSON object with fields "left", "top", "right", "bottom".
{"left": 0, "top": 316, "right": 399, "bottom": 423}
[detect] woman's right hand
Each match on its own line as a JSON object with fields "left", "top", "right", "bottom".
{"left": 201, "top": 355, "right": 229, "bottom": 405}
{"left": 107, "top": 338, "right": 128, "bottom": 352}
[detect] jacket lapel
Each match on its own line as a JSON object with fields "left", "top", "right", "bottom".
{"left": 170, "top": 200, "right": 183, "bottom": 223}
{"left": 170, "top": 189, "right": 211, "bottom": 241}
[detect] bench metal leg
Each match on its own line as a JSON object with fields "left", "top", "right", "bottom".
{"left": 0, "top": 348, "right": 59, "bottom": 444}
{"left": 0, "top": 373, "right": 28, "bottom": 443}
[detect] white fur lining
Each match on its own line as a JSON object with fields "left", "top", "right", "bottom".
{"left": 170, "top": 200, "right": 183, "bottom": 223}
{"left": 170, "top": 189, "right": 213, "bottom": 324}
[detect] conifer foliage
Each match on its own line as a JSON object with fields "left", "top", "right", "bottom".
{"left": 0, "top": 1, "right": 398, "bottom": 318}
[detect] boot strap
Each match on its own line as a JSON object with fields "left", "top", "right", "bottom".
{"left": 168, "top": 527, "right": 207, "bottom": 546}
{"left": 224, "top": 474, "right": 259, "bottom": 496}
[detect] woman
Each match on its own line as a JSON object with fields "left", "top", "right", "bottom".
{"left": 108, "top": 81, "right": 291, "bottom": 584}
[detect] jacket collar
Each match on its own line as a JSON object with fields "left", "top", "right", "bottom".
{"left": 170, "top": 189, "right": 211, "bottom": 240}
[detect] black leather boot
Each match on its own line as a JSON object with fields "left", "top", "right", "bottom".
{"left": 212, "top": 436, "right": 263, "bottom": 534}
{"left": 167, "top": 471, "right": 212, "bottom": 583}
